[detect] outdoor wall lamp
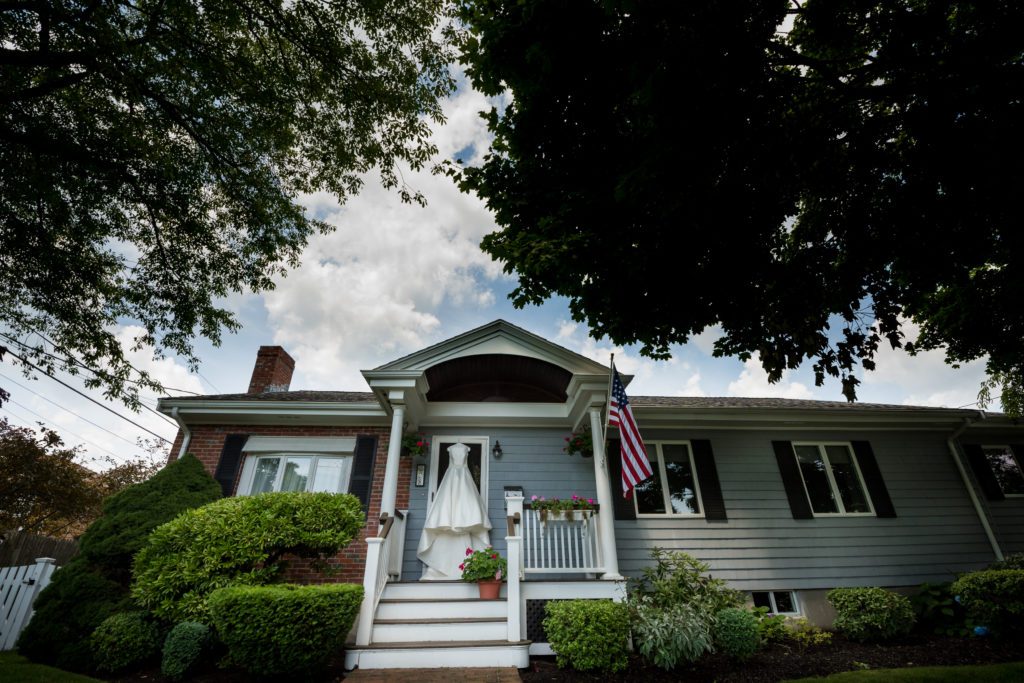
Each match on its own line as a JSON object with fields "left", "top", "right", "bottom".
{"left": 492, "top": 440, "right": 503, "bottom": 459}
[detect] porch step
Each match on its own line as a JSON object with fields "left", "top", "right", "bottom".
{"left": 382, "top": 581, "right": 505, "bottom": 601}
{"left": 377, "top": 598, "right": 507, "bottom": 620}
{"left": 373, "top": 616, "right": 507, "bottom": 643}
{"left": 344, "top": 640, "right": 531, "bottom": 670}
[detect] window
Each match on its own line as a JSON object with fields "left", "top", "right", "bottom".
{"left": 982, "top": 446, "right": 1024, "bottom": 496}
{"left": 751, "top": 591, "right": 800, "bottom": 615}
{"left": 634, "top": 442, "right": 703, "bottom": 516}
{"left": 244, "top": 454, "right": 352, "bottom": 495}
{"left": 793, "top": 443, "right": 873, "bottom": 515}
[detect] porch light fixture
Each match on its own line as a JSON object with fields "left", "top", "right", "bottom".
{"left": 492, "top": 441, "right": 503, "bottom": 459}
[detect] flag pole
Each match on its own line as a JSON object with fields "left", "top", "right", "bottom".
{"left": 603, "top": 353, "right": 615, "bottom": 444}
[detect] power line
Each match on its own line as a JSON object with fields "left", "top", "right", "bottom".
{"left": 2, "top": 349, "right": 171, "bottom": 443}
{"left": 0, "top": 372, "right": 147, "bottom": 448}
{"left": 1, "top": 404, "right": 123, "bottom": 460}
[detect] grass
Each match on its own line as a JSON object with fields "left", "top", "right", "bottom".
{"left": 786, "top": 661, "right": 1024, "bottom": 682}
{"left": 0, "top": 652, "right": 101, "bottom": 682}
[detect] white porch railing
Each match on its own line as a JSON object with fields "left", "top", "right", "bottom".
{"left": 505, "top": 496, "right": 523, "bottom": 642}
{"left": 1, "top": 557, "right": 56, "bottom": 650}
{"left": 356, "top": 510, "right": 407, "bottom": 647}
{"left": 522, "top": 506, "right": 603, "bottom": 574}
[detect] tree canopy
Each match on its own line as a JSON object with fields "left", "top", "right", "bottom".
{"left": 1, "top": 0, "right": 453, "bottom": 406}
{"left": 455, "top": 0, "right": 1023, "bottom": 412}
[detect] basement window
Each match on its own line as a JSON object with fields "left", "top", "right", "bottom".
{"left": 751, "top": 590, "right": 800, "bottom": 616}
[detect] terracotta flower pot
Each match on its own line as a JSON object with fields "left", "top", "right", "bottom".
{"left": 477, "top": 579, "right": 502, "bottom": 600}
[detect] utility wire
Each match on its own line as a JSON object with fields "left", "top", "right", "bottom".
{"left": 0, "top": 372, "right": 146, "bottom": 448}
{"left": 1, "top": 404, "right": 124, "bottom": 460}
{"left": 2, "top": 349, "right": 172, "bottom": 443}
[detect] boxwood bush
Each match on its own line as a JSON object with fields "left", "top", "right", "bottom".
{"left": 208, "top": 583, "right": 363, "bottom": 677}
{"left": 132, "top": 491, "right": 364, "bottom": 621}
{"left": 90, "top": 612, "right": 161, "bottom": 673}
{"left": 951, "top": 569, "right": 1024, "bottom": 635}
{"left": 161, "top": 621, "right": 212, "bottom": 680}
{"left": 713, "top": 607, "right": 760, "bottom": 660}
{"left": 544, "top": 599, "right": 630, "bottom": 673}
{"left": 828, "top": 587, "right": 915, "bottom": 642}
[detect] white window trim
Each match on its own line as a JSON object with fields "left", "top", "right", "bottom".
{"left": 752, "top": 590, "right": 801, "bottom": 616}
{"left": 634, "top": 441, "right": 705, "bottom": 519}
{"left": 981, "top": 444, "right": 1024, "bottom": 498}
{"left": 238, "top": 453, "right": 353, "bottom": 496}
{"left": 792, "top": 441, "right": 875, "bottom": 517}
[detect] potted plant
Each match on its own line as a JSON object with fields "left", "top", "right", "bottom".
{"left": 459, "top": 547, "right": 507, "bottom": 599}
{"left": 401, "top": 432, "right": 429, "bottom": 458}
{"left": 529, "top": 495, "right": 597, "bottom": 524}
{"left": 563, "top": 430, "right": 593, "bottom": 458}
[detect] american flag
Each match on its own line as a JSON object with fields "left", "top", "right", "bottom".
{"left": 608, "top": 368, "right": 653, "bottom": 497}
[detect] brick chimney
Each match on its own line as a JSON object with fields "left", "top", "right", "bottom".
{"left": 248, "top": 346, "right": 295, "bottom": 394}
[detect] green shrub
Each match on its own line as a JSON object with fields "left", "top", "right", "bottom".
{"left": 713, "top": 607, "right": 760, "bottom": 660}
{"left": 630, "top": 548, "right": 742, "bottom": 614}
{"left": 631, "top": 598, "right": 712, "bottom": 670}
{"left": 90, "top": 612, "right": 160, "bottom": 673}
{"left": 788, "top": 618, "right": 833, "bottom": 651}
{"left": 988, "top": 553, "right": 1024, "bottom": 571}
{"left": 752, "top": 606, "right": 790, "bottom": 644}
{"left": 544, "top": 600, "right": 630, "bottom": 673}
{"left": 828, "top": 587, "right": 915, "bottom": 642}
{"left": 911, "top": 582, "right": 973, "bottom": 636}
{"left": 951, "top": 569, "right": 1024, "bottom": 635}
{"left": 133, "top": 491, "right": 363, "bottom": 622}
{"left": 161, "top": 622, "right": 211, "bottom": 680}
{"left": 16, "top": 454, "right": 219, "bottom": 672}
{"left": 208, "top": 583, "right": 363, "bottom": 676}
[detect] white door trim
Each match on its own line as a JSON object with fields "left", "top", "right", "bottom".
{"left": 428, "top": 436, "right": 490, "bottom": 510}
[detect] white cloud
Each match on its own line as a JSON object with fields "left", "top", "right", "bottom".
{"left": 690, "top": 325, "right": 724, "bottom": 355}
{"left": 675, "top": 371, "right": 707, "bottom": 398}
{"left": 115, "top": 325, "right": 206, "bottom": 396}
{"left": 727, "top": 354, "right": 814, "bottom": 399}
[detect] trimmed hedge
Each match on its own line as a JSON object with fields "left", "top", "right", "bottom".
{"left": 133, "top": 491, "right": 364, "bottom": 622}
{"left": 951, "top": 569, "right": 1024, "bottom": 635}
{"left": 16, "top": 454, "right": 220, "bottom": 672}
{"left": 208, "top": 583, "right": 363, "bottom": 676}
{"left": 544, "top": 600, "right": 630, "bottom": 673}
{"left": 161, "top": 622, "right": 212, "bottom": 680}
{"left": 90, "top": 612, "right": 160, "bottom": 673}
{"left": 828, "top": 587, "right": 915, "bottom": 642}
{"left": 713, "top": 607, "right": 760, "bottom": 660}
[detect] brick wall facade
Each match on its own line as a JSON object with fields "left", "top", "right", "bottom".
{"left": 168, "top": 423, "right": 409, "bottom": 584}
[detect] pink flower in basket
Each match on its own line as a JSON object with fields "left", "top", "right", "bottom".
{"left": 466, "top": 547, "right": 473, "bottom": 556}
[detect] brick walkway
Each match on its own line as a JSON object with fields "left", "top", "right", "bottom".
{"left": 344, "top": 667, "right": 521, "bottom": 682}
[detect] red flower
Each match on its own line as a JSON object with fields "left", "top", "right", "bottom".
{"left": 466, "top": 548, "right": 473, "bottom": 556}
{"left": 459, "top": 563, "right": 465, "bottom": 570}
{"left": 416, "top": 441, "right": 424, "bottom": 447}
{"left": 491, "top": 554, "right": 498, "bottom": 559}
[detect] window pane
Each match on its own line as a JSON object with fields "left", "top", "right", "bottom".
{"left": 251, "top": 458, "right": 280, "bottom": 493}
{"left": 795, "top": 446, "right": 838, "bottom": 513}
{"left": 281, "top": 457, "right": 311, "bottom": 491}
{"left": 825, "top": 446, "right": 871, "bottom": 513}
{"left": 752, "top": 591, "right": 771, "bottom": 610}
{"left": 311, "top": 457, "right": 348, "bottom": 493}
{"left": 634, "top": 451, "right": 665, "bottom": 514}
{"left": 662, "top": 444, "right": 700, "bottom": 514}
{"left": 773, "top": 591, "right": 796, "bottom": 613}
{"left": 984, "top": 447, "right": 1024, "bottom": 495}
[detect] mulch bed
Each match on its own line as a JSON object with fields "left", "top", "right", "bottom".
{"left": 521, "top": 634, "right": 1024, "bottom": 682}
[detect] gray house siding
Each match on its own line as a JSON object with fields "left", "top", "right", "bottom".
{"left": 401, "top": 427, "right": 596, "bottom": 578}
{"left": 960, "top": 433, "right": 1024, "bottom": 555}
{"left": 614, "top": 428, "right": 996, "bottom": 591}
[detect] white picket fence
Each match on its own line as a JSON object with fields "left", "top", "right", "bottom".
{"left": 0, "top": 558, "right": 57, "bottom": 650}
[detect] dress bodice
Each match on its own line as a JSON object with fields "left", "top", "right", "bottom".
{"left": 448, "top": 443, "right": 469, "bottom": 467}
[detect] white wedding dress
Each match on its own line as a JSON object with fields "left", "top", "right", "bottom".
{"left": 417, "top": 442, "right": 491, "bottom": 580}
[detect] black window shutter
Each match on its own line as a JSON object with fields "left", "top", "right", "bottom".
{"left": 850, "top": 441, "right": 896, "bottom": 518}
{"left": 963, "top": 443, "right": 1005, "bottom": 502}
{"left": 349, "top": 435, "right": 378, "bottom": 516}
{"left": 772, "top": 441, "right": 813, "bottom": 519}
{"left": 605, "top": 438, "right": 635, "bottom": 520}
{"left": 691, "top": 440, "right": 727, "bottom": 521}
{"left": 214, "top": 434, "right": 248, "bottom": 497}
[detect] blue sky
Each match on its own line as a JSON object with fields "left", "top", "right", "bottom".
{"left": 0, "top": 75, "right": 992, "bottom": 470}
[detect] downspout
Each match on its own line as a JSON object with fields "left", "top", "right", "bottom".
{"left": 170, "top": 407, "right": 192, "bottom": 460}
{"left": 947, "top": 412, "right": 1004, "bottom": 561}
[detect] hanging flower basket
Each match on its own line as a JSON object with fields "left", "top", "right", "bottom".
{"left": 401, "top": 433, "right": 429, "bottom": 457}
{"left": 530, "top": 495, "right": 597, "bottom": 531}
{"left": 563, "top": 430, "right": 594, "bottom": 458}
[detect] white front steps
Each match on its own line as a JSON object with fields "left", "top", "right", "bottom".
{"left": 344, "top": 581, "right": 530, "bottom": 670}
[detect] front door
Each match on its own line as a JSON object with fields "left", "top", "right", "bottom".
{"left": 429, "top": 437, "right": 488, "bottom": 508}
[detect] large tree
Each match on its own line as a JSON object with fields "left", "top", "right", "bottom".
{"left": 1, "top": 0, "right": 453, "bottom": 406}
{"left": 455, "top": 0, "right": 1023, "bottom": 413}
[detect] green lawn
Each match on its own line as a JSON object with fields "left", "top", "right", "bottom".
{"left": 786, "top": 662, "right": 1024, "bottom": 683}
{"left": 0, "top": 652, "right": 101, "bottom": 683}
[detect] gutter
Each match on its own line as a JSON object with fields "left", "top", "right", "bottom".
{"left": 947, "top": 412, "right": 1003, "bottom": 561}
{"left": 170, "top": 407, "right": 191, "bottom": 460}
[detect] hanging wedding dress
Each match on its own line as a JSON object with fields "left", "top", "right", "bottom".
{"left": 417, "top": 442, "right": 491, "bottom": 580}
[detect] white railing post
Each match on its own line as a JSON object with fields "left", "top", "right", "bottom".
{"left": 356, "top": 538, "right": 385, "bottom": 647}
{"left": 505, "top": 495, "right": 524, "bottom": 642}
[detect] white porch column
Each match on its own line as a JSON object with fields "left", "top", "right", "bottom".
{"left": 589, "top": 407, "right": 623, "bottom": 580}
{"left": 379, "top": 396, "right": 405, "bottom": 519}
